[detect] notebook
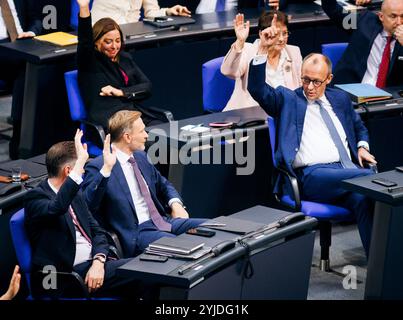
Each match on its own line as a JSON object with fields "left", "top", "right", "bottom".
{"left": 203, "top": 216, "right": 265, "bottom": 235}
{"left": 335, "top": 83, "right": 392, "bottom": 104}
{"left": 143, "top": 16, "right": 195, "bottom": 28}
{"left": 34, "top": 32, "right": 78, "bottom": 46}
{"left": 148, "top": 236, "right": 205, "bottom": 255}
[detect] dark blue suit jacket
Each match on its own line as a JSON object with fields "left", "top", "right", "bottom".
{"left": 248, "top": 61, "right": 369, "bottom": 180}
{"left": 14, "top": 0, "right": 42, "bottom": 35}
{"left": 82, "top": 150, "right": 182, "bottom": 258}
{"left": 322, "top": 0, "right": 403, "bottom": 86}
{"left": 24, "top": 177, "right": 109, "bottom": 273}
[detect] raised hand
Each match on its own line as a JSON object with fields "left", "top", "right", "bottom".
{"left": 258, "top": 14, "right": 279, "bottom": 54}
{"left": 77, "top": 0, "right": 90, "bottom": 17}
{"left": 76, "top": 0, "right": 90, "bottom": 7}
{"left": 0, "top": 265, "right": 21, "bottom": 300}
{"left": 72, "top": 129, "right": 89, "bottom": 176}
{"left": 102, "top": 134, "right": 117, "bottom": 174}
{"left": 233, "top": 14, "right": 250, "bottom": 50}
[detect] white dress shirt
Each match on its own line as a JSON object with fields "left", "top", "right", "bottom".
{"left": 247, "top": 50, "right": 289, "bottom": 88}
{"left": 362, "top": 30, "right": 396, "bottom": 85}
{"left": 91, "top": 0, "right": 168, "bottom": 25}
{"left": 196, "top": 0, "right": 237, "bottom": 14}
{"left": 293, "top": 95, "right": 352, "bottom": 168}
{"left": 114, "top": 147, "right": 182, "bottom": 225}
{"left": 48, "top": 173, "right": 94, "bottom": 267}
{"left": 0, "top": 0, "right": 23, "bottom": 40}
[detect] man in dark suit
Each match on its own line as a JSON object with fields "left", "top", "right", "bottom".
{"left": 24, "top": 130, "right": 149, "bottom": 299}
{"left": 82, "top": 110, "right": 206, "bottom": 258}
{"left": 322, "top": 0, "right": 403, "bottom": 87}
{"left": 248, "top": 49, "right": 377, "bottom": 256}
{"left": 0, "top": 0, "right": 42, "bottom": 159}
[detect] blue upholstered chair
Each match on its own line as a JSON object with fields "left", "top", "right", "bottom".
{"left": 202, "top": 56, "right": 235, "bottom": 113}
{"left": 9, "top": 209, "right": 93, "bottom": 299}
{"left": 321, "top": 43, "right": 348, "bottom": 69}
{"left": 64, "top": 70, "right": 104, "bottom": 157}
{"left": 70, "top": 0, "right": 94, "bottom": 30}
{"left": 267, "top": 117, "right": 354, "bottom": 271}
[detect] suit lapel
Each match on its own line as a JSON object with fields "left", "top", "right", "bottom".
{"left": 40, "top": 180, "right": 76, "bottom": 240}
{"left": 295, "top": 88, "right": 307, "bottom": 144}
{"left": 389, "top": 41, "right": 401, "bottom": 77}
{"left": 112, "top": 161, "right": 137, "bottom": 215}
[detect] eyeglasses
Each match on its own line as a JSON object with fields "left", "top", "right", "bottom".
{"left": 301, "top": 77, "right": 328, "bottom": 87}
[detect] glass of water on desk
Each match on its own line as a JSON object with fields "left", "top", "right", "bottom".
{"left": 11, "top": 167, "right": 22, "bottom": 183}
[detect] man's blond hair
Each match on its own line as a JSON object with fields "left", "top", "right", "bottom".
{"left": 108, "top": 110, "right": 142, "bottom": 142}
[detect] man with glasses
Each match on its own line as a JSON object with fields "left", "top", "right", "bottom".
{"left": 248, "top": 53, "right": 376, "bottom": 257}
{"left": 322, "top": 0, "right": 403, "bottom": 87}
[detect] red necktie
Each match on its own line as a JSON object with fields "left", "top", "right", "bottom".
{"left": 69, "top": 206, "right": 92, "bottom": 245}
{"left": 128, "top": 157, "right": 172, "bottom": 232}
{"left": 376, "top": 36, "right": 392, "bottom": 88}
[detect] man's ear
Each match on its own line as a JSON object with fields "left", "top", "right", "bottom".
{"left": 326, "top": 73, "right": 333, "bottom": 84}
{"left": 62, "top": 165, "right": 71, "bottom": 178}
{"left": 378, "top": 11, "right": 384, "bottom": 24}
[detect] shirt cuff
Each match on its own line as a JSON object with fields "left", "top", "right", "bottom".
{"left": 252, "top": 54, "right": 267, "bottom": 65}
{"left": 168, "top": 198, "right": 183, "bottom": 208}
{"left": 100, "top": 168, "right": 111, "bottom": 178}
{"left": 357, "top": 141, "right": 369, "bottom": 151}
{"left": 69, "top": 171, "right": 83, "bottom": 185}
{"left": 93, "top": 253, "right": 106, "bottom": 259}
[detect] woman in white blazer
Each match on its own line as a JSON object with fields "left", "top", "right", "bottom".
{"left": 221, "top": 11, "right": 302, "bottom": 111}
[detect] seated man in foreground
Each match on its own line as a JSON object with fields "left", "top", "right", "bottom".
{"left": 82, "top": 110, "right": 206, "bottom": 258}
{"left": 24, "top": 130, "right": 152, "bottom": 299}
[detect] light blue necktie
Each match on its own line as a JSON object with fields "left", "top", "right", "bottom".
{"left": 215, "top": 0, "right": 226, "bottom": 12}
{"left": 316, "top": 100, "right": 356, "bottom": 169}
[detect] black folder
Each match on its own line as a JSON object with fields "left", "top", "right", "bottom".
{"left": 203, "top": 216, "right": 265, "bottom": 235}
{"left": 143, "top": 16, "right": 195, "bottom": 28}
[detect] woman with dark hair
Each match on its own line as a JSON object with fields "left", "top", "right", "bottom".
{"left": 77, "top": 0, "right": 155, "bottom": 129}
{"left": 221, "top": 10, "right": 302, "bottom": 111}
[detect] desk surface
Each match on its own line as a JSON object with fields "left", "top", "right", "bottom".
{"left": 117, "top": 205, "right": 317, "bottom": 288}
{"left": 0, "top": 4, "right": 328, "bottom": 64}
{"left": 0, "top": 155, "right": 47, "bottom": 210}
{"left": 147, "top": 106, "right": 268, "bottom": 144}
{"left": 342, "top": 170, "right": 403, "bottom": 206}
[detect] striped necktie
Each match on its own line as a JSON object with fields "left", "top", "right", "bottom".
{"left": 128, "top": 157, "right": 172, "bottom": 232}
{"left": 0, "top": 0, "right": 18, "bottom": 42}
{"left": 316, "top": 100, "right": 356, "bottom": 169}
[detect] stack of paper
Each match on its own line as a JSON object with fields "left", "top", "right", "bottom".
{"left": 34, "top": 32, "right": 78, "bottom": 46}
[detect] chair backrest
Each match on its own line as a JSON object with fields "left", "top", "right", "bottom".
{"left": 202, "top": 56, "right": 235, "bottom": 112}
{"left": 64, "top": 70, "right": 87, "bottom": 121}
{"left": 267, "top": 116, "right": 277, "bottom": 167}
{"left": 321, "top": 43, "right": 348, "bottom": 69}
{"left": 9, "top": 209, "right": 32, "bottom": 294}
{"left": 70, "top": 0, "right": 94, "bottom": 30}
